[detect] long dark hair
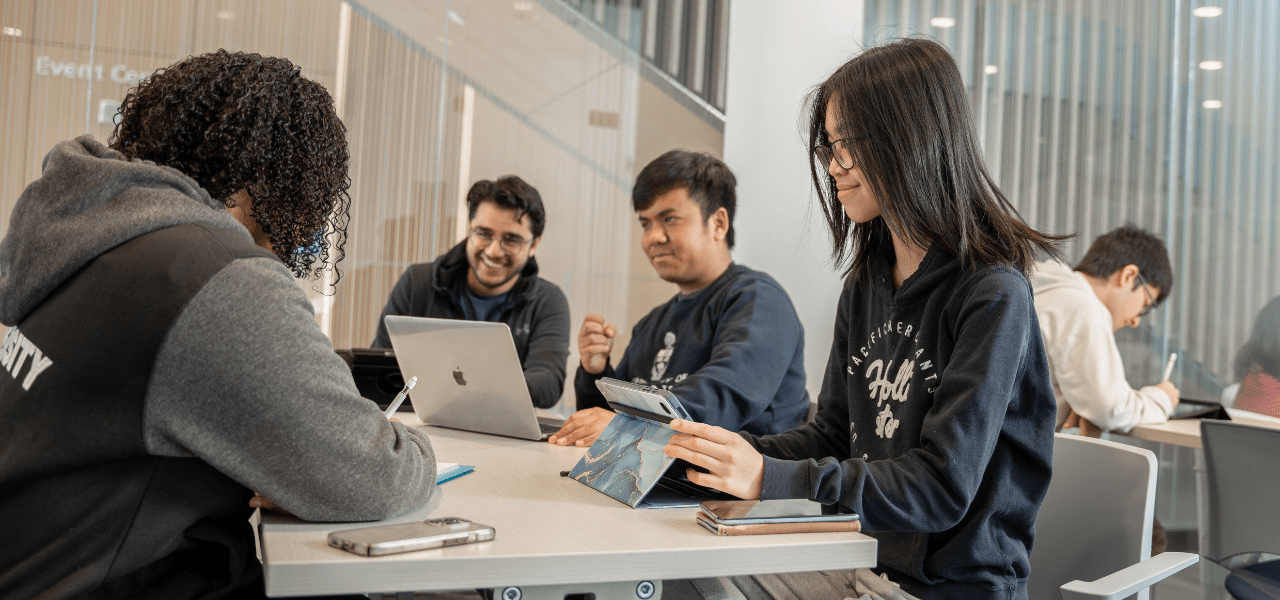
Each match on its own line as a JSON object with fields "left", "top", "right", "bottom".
{"left": 807, "top": 38, "right": 1067, "bottom": 280}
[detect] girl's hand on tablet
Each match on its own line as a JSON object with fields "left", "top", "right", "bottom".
{"left": 664, "top": 419, "right": 764, "bottom": 500}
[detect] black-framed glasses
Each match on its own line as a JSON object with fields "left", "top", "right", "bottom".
{"left": 1135, "top": 271, "right": 1158, "bottom": 317}
{"left": 470, "top": 227, "right": 532, "bottom": 254}
{"left": 813, "top": 137, "right": 856, "bottom": 170}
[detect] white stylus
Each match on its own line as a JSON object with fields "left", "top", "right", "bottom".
{"left": 1161, "top": 353, "right": 1178, "bottom": 382}
{"left": 383, "top": 376, "right": 418, "bottom": 418}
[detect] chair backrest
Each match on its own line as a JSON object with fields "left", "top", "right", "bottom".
{"left": 1201, "top": 420, "right": 1280, "bottom": 560}
{"left": 1028, "top": 434, "right": 1157, "bottom": 600}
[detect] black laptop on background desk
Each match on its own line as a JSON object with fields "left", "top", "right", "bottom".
{"left": 336, "top": 347, "right": 410, "bottom": 412}
{"left": 1170, "top": 398, "right": 1231, "bottom": 421}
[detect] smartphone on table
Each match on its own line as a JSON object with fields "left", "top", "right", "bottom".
{"left": 697, "top": 500, "right": 860, "bottom": 535}
{"left": 327, "top": 517, "right": 495, "bottom": 556}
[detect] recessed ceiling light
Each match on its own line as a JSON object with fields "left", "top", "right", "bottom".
{"left": 984, "top": 64, "right": 999, "bottom": 75}
{"left": 1199, "top": 60, "right": 1223, "bottom": 70}
{"left": 930, "top": 17, "right": 956, "bottom": 28}
{"left": 1202, "top": 99, "right": 1224, "bottom": 109}
{"left": 1193, "top": 6, "right": 1224, "bottom": 17}
{"left": 513, "top": 1, "right": 534, "bottom": 11}
{"left": 215, "top": 10, "right": 235, "bottom": 19}
{"left": 2, "top": 26, "right": 21, "bottom": 36}
{"left": 448, "top": 10, "right": 466, "bottom": 26}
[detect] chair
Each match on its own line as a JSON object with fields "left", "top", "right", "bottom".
{"left": 1028, "top": 434, "right": 1198, "bottom": 600}
{"left": 1200, "top": 419, "right": 1280, "bottom": 600}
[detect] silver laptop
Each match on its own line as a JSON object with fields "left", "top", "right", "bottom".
{"left": 383, "top": 315, "right": 564, "bottom": 441}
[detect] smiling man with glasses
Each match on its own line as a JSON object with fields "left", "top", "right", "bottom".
{"left": 372, "top": 176, "right": 571, "bottom": 409}
{"left": 1029, "top": 224, "right": 1179, "bottom": 437}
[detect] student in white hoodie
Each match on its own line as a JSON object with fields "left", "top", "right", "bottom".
{"left": 1030, "top": 224, "right": 1180, "bottom": 435}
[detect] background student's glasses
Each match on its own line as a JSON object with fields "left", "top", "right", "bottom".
{"left": 1135, "top": 271, "right": 1158, "bottom": 317}
{"left": 470, "top": 227, "right": 531, "bottom": 254}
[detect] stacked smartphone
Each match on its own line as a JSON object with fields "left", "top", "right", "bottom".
{"left": 697, "top": 499, "right": 861, "bottom": 536}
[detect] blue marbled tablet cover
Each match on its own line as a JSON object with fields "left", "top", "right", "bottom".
{"left": 569, "top": 411, "right": 676, "bottom": 508}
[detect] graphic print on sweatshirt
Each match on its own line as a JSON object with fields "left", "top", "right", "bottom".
{"left": 847, "top": 318, "right": 937, "bottom": 444}
{"left": 1, "top": 327, "right": 54, "bottom": 391}
{"left": 633, "top": 331, "right": 688, "bottom": 390}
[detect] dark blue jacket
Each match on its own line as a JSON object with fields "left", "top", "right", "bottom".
{"left": 746, "top": 248, "right": 1056, "bottom": 599}
{"left": 575, "top": 263, "right": 809, "bottom": 436}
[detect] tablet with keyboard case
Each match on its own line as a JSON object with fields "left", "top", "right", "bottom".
{"left": 568, "top": 378, "right": 733, "bottom": 508}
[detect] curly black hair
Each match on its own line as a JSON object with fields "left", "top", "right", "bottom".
{"left": 109, "top": 49, "right": 351, "bottom": 285}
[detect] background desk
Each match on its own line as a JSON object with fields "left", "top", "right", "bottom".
{"left": 1125, "top": 409, "right": 1280, "bottom": 449}
{"left": 258, "top": 417, "right": 877, "bottom": 597}
{"left": 1122, "top": 410, "right": 1280, "bottom": 599}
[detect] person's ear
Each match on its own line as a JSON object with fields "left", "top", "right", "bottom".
{"left": 709, "top": 207, "right": 729, "bottom": 242}
{"left": 528, "top": 236, "right": 540, "bottom": 257}
{"left": 1117, "top": 264, "right": 1141, "bottom": 289}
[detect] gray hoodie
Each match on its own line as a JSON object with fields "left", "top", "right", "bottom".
{"left": 0, "top": 136, "right": 436, "bottom": 522}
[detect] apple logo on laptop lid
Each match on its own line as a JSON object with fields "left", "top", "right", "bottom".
{"left": 452, "top": 367, "right": 467, "bottom": 386}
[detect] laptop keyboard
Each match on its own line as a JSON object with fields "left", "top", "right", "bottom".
{"left": 537, "top": 416, "right": 564, "bottom": 434}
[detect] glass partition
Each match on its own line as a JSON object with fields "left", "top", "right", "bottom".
{"left": 865, "top": 0, "right": 1280, "bottom": 402}
{"left": 0, "top": 0, "right": 728, "bottom": 411}
{"left": 865, "top": 0, "right": 1280, "bottom": 537}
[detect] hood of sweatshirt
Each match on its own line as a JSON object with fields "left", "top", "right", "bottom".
{"left": 0, "top": 135, "right": 252, "bottom": 325}
{"left": 1027, "top": 258, "right": 1088, "bottom": 298}
{"left": 866, "top": 245, "right": 963, "bottom": 305}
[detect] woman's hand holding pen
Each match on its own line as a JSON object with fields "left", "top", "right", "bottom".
{"left": 663, "top": 419, "right": 764, "bottom": 500}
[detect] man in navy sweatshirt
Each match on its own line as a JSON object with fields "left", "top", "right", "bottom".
{"left": 549, "top": 150, "right": 810, "bottom": 446}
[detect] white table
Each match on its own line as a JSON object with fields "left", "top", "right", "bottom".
{"left": 257, "top": 416, "right": 877, "bottom": 597}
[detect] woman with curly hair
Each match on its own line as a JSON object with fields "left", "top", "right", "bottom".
{"left": 0, "top": 50, "right": 436, "bottom": 600}
{"left": 110, "top": 48, "right": 351, "bottom": 279}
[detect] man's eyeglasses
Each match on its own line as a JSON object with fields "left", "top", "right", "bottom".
{"left": 1135, "top": 271, "right": 1158, "bottom": 317}
{"left": 813, "top": 138, "right": 857, "bottom": 170}
{"left": 470, "top": 227, "right": 532, "bottom": 254}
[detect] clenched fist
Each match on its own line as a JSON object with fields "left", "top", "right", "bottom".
{"left": 578, "top": 313, "right": 618, "bottom": 374}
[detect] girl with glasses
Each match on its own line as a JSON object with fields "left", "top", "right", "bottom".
{"left": 665, "top": 38, "right": 1068, "bottom": 599}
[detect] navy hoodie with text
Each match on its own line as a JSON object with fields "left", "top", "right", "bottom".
{"left": 745, "top": 247, "right": 1057, "bottom": 599}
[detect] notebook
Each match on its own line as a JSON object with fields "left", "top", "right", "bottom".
{"left": 436, "top": 463, "right": 474, "bottom": 485}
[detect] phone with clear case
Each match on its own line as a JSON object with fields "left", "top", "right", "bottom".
{"left": 327, "top": 517, "right": 495, "bottom": 556}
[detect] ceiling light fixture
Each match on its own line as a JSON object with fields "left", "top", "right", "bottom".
{"left": 1192, "top": 6, "right": 1224, "bottom": 17}
{"left": 1199, "top": 60, "right": 1223, "bottom": 70}
{"left": 215, "top": 10, "right": 235, "bottom": 19}
{"left": 2, "top": 26, "right": 21, "bottom": 36}
{"left": 984, "top": 64, "right": 999, "bottom": 75}
{"left": 930, "top": 16, "right": 956, "bottom": 28}
{"left": 1202, "top": 99, "right": 1224, "bottom": 109}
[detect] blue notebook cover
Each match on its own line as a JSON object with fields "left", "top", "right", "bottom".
{"left": 436, "top": 463, "right": 474, "bottom": 485}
